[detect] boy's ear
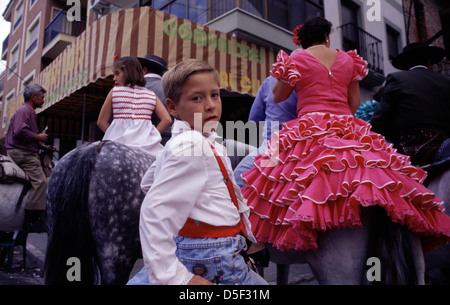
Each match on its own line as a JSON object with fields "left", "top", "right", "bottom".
{"left": 166, "top": 98, "right": 178, "bottom": 118}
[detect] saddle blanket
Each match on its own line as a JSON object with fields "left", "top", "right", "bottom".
{"left": 0, "top": 154, "right": 29, "bottom": 183}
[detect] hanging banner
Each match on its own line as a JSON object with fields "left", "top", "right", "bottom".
{"left": 5, "top": 7, "right": 276, "bottom": 125}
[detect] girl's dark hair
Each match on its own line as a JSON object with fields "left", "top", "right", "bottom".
{"left": 113, "top": 56, "right": 146, "bottom": 87}
{"left": 297, "top": 16, "right": 332, "bottom": 49}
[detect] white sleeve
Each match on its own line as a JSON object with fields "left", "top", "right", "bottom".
{"left": 140, "top": 162, "right": 156, "bottom": 193}
{"left": 139, "top": 137, "right": 208, "bottom": 285}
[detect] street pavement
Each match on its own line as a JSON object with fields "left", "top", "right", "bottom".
{"left": 0, "top": 232, "right": 318, "bottom": 285}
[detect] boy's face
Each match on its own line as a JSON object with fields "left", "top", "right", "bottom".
{"left": 167, "top": 72, "right": 222, "bottom": 132}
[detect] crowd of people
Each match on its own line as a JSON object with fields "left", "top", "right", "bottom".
{"left": 4, "top": 16, "right": 450, "bottom": 285}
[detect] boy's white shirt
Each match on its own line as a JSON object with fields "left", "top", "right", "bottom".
{"left": 139, "top": 119, "right": 255, "bottom": 285}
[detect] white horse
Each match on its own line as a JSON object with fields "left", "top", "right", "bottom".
{"left": 0, "top": 148, "right": 30, "bottom": 231}
{"left": 0, "top": 183, "right": 28, "bottom": 232}
{"left": 0, "top": 146, "right": 54, "bottom": 231}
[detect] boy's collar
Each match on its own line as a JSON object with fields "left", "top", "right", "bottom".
{"left": 172, "top": 119, "right": 221, "bottom": 141}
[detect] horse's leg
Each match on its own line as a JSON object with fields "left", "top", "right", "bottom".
{"left": 425, "top": 169, "right": 450, "bottom": 283}
{"left": 410, "top": 233, "right": 425, "bottom": 285}
{"left": 427, "top": 169, "right": 450, "bottom": 207}
{"left": 267, "top": 244, "right": 306, "bottom": 285}
{"left": 95, "top": 242, "right": 140, "bottom": 285}
{"left": 276, "top": 264, "right": 290, "bottom": 285}
{"left": 89, "top": 199, "right": 142, "bottom": 285}
{"left": 91, "top": 211, "right": 141, "bottom": 285}
{"left": 304, "top": 208, "right": 371, "bottom": 285}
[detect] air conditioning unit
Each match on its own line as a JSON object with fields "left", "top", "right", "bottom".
{"left": 90, "top": 0, "right": 110, "bottom": 13}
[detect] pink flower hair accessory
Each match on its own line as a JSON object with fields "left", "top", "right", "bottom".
{"left": 292, "top": 24, "right": 303, "bottom": 46}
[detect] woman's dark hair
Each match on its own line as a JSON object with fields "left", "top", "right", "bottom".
{"left": 297, "top": 16, "right": 332, "bottom": 49}
{"left": 113, "top": 56, "right": 147, "bottom": 87}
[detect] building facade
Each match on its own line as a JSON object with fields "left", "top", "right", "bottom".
{"left": 401, "top": 0, "right": 449, "bottom": 75}
{"left": 0, "top": 0, "right": 442, "bottom": 157}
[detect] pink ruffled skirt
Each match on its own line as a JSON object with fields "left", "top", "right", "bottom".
{"left": 241, "top": 113, "right": 450, "bottom": 252}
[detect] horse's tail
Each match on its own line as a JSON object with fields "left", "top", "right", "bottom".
{"left": 366, "top": 206, "right": 420, "bottom": 285}
{"left": 45, "top": 143, "right": 99, "bottom": 285}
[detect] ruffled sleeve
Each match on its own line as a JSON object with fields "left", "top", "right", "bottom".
{"left": 346, "top": 50, "right": 368, "bottom": 82}
{"left": 270, "top": 50, "right": 302, "bottom": 86}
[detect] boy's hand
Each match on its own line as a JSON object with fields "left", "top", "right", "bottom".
{"left": 187, "top": 275, "right": 214, "bottom": 285}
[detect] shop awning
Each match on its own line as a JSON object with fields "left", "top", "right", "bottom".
{"left": 5, "top": 7, "right": 277, "bottom": 126}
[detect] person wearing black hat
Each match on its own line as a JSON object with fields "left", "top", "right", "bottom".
{"left": 137, "top": 54, "right": 173, "bottom": 145}
{"left": 371, "top": 42, "right": 450, "bottom": 174}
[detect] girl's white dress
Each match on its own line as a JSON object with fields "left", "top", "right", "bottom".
{"left": 103, "top": 85, "right": 163, "bottom": 158}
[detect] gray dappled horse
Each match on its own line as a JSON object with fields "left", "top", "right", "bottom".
{"left": 44, "top": 139, "right": 254, "bottom": 285}
{"left": 248, "top": 105, "right": 450, "bottom": 285}
{"left": 257, "top": 148, "right": 450, "bottom": 285}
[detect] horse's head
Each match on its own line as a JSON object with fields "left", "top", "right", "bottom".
{"left": 0, "top": 144, "right": 7, "bottom": 156}
{"left": 40, "top": 147, "right": 57, "bottom": 178}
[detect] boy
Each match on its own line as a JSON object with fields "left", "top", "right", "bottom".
{"left": 137, "top": 59, "right": 267, "bottom": 285}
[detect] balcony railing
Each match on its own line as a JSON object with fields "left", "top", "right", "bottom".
{"left": 339, "top": 23, "right": 384, "bottom": 75}
{"left": 44, "top": 9, "right": 86, "bottom": 48}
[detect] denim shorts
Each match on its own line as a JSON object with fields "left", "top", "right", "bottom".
{"left": 175, "top": 234, "right": 267, "bottom": 285}
{"left": 127, "top": 235, "right": 267, "bottom": 285}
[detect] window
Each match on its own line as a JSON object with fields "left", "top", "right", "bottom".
{"left": 152, "top": 0, "right": 324, "bottom": 32}
{"left": 188, "top": 0, "right": 207, "bottom": 23}
{"left": 341, "top": 0, "right": 361, "bottom": 52}
{"left": 26, "top": 18, "right": 39, "bottom": 57}
{"left": 23, "top": 74, "right": 34, "bottom": 87}
{"left": 9, "top": 44, "right": 19, "bottom": 75}
{"left": 386, "top": 25, "right": 400, "bottom": 61}
{"left": 267, "top": 0, "right": 324, "bottom": 31}
{"left": 241, "top": 0, "right": 264, "bottom": 18}
{"left": 154, "top": 0, "right": 207, "bottom": 24}
{"left": 14, "top": 0, "right": 24, "bottom": 30}
{"left": 3, "top": 93, "right": 14, "bottom": 126}
{"left": 210, "top": 0, "right": 235, "bottom": 20}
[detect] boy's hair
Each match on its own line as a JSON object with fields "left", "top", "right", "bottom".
{"left": 113, "top": 56, "right": 146, "bottom": 87}
{"left": 162, "top": 59, "right": 220, "bottom": 103}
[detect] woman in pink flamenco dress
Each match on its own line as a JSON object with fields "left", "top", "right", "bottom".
{"left": 241, "top": 17, "right": 450, "bottom": 254}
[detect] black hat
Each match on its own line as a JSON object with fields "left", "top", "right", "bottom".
{"left": 137, "top": 54, "right": 168, "bottom": 76}
{"left": 392, "top": 42, "right": 446, "bottom": 70}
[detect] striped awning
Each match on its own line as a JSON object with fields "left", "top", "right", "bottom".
{"left": 5, "top": 7, "right": 277, "bottom": 126}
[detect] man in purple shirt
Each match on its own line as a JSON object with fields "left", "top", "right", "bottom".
{"left": 6, "top": 84, "right": 49, "bottom": 230}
